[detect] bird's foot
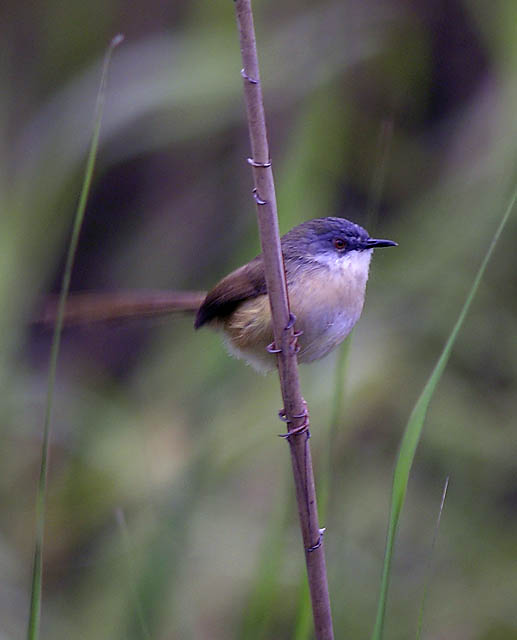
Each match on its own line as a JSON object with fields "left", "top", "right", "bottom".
{"left": 266, "top": 313, "right": 303, "bottom": 356}
{"left": 278, "top": 399, "right": 310, "bottom": 439}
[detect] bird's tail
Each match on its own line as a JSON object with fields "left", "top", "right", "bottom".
{"left": 36, "top": 290, "right": 206, "bottom": 327}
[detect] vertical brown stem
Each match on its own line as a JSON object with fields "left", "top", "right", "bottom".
{"left": 233, "top": 2, "right": 334, "bottom": 638}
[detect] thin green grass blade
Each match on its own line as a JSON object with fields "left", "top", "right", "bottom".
{"left": 366, "top": 118, "right": 394, "bottom": 233}
{"left": 415, "top": 476, "right": 449, "bottom": 640}
{"left": 293, "top": 578, "right": 311, "bottom": 640}
{"left": 294, "top": 128, "right": 392, "bottom": 639}
{"left": 371, "top": 185, "right": 517, "bottom": 640}
{"left": 319, "top": 331, "right": 353, "bottom": 523}
{"left": 26, "top": 34, "right": 123, "bottom": 640}
{"left": 115, "top": 508, "right": 151, "bottom": 640}
{"left": 238, "top": 468, "right": 291, "bottom": 640}
{"left": 293, "top": 335, "right": 353, "bottom": 640}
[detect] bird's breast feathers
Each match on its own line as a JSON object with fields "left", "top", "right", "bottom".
{"left": 221, "top": 250, "right": 373, "bottom": 371}
{"left": 289, "top": 250, "right": 372, "bottom": 362}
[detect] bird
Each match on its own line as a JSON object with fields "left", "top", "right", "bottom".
{"left": 39, "top": 217, "right": 396, "bottom": 372}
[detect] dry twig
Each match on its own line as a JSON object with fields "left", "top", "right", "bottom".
{"left": 233, "top": 2, "right": 334, "bottom": 638}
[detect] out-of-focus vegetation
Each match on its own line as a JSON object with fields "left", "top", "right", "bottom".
{"left": 1, "top": 1, "right": 516, "bottom": 638}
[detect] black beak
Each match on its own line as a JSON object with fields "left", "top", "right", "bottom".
{"left": 365, "top": 238, "right": 398, "bottom": 249}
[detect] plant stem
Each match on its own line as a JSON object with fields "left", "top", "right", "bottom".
{"left": 26, "top": 34, "right": 123, "bottom": 640}
{"left": 233, "top": 2, "right": 334, "bottom": 638}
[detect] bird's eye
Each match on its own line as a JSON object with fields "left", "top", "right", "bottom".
{"left": 333, "top": 238, "right": 347, "bottom": 251}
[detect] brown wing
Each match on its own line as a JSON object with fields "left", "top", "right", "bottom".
{"left": 194, "top": 255, "right": 266, "bottom": 329}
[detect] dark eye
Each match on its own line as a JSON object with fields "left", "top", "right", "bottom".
{"left": 333, "top": 238, "right": 347, "bottom": 251}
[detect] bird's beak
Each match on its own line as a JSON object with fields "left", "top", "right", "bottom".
{"left": 365, "top": 238, "right": 398, "bottom": 248}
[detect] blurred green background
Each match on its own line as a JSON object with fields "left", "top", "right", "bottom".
{"left": 1, "top": 0, "right": 517, "bottom": 638}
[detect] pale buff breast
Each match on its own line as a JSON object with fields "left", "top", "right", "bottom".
{"left": 289, "top": 250, "right": 372, "bottom": 362}
{"left": 220, "top": 250, "right": 373, "bottom": 372}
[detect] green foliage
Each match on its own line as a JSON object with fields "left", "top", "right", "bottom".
{"left": 372, "top": 187, "right": 517, "bottom": 640}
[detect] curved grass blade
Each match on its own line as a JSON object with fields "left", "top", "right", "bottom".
{"left": 238, "top": 470, "right": 291, "bottom": 640}
{"left": 293, "top": 578, "right": 312, "bottom": 640}
{"left": 320, "top": 331, "right": 354, "bottom": 523}
{"left": 371, "top": 185, "right": 517, "bottom": 640}
{"left": 26, "top": 34, "right": 124, "bottom": 640}
{"left": 293, "top": 117, "right": 393, "bottom": 640}
{"left": 366, "top": 118, "right": 394, "bottom": 233}
{"left": 293, "top": 334, "right": 353, "bottom": 640}
{"left": 415, "top": 476, "right": 449, "bottom": 640}
{"left": 115, "top": 508, "right": 151, "bottom": 640}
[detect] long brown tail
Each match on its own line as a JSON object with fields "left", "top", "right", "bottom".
{"left": 37, "top": 290, "right": 206, "bottom": 327}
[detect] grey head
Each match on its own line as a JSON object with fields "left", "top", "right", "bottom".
{"left": 281, "top": 216, "right": 397, "bottom": 262}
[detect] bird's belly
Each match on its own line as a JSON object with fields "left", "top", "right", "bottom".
{"left": 296, "top": 314, "right": 357, "bottom": 362}
{"left": 219, "top": 295, "right": 275, "bottom": 372}
{"left": 293, "top": 305, "right": 360, "bottom": 363}
{"left": 289, "top": 267, "right": 366, "bottom": 363}
{"left": 218, "top": 264, "right": 367, "bottom": 371}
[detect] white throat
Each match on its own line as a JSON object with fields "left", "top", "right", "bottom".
{"left": 314, "top": 248, "right": 373, "bottom": 283}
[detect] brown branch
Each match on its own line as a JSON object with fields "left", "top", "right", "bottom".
{"left": 233, "top": 2, "right": 334, "bottom": 638}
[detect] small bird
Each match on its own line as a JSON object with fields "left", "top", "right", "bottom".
{"left": 39, "top": 217, "right": 396, "bottom": 372}
{"left": 194, "top": 217, "right": 396, "bottom": 371}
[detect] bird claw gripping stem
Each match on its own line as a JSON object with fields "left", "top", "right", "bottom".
{"left": 278, "top": 399, "right": 310, "bottom": 439}
{"left": 266, "top": 313, "right": 303, "bottom": 356}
